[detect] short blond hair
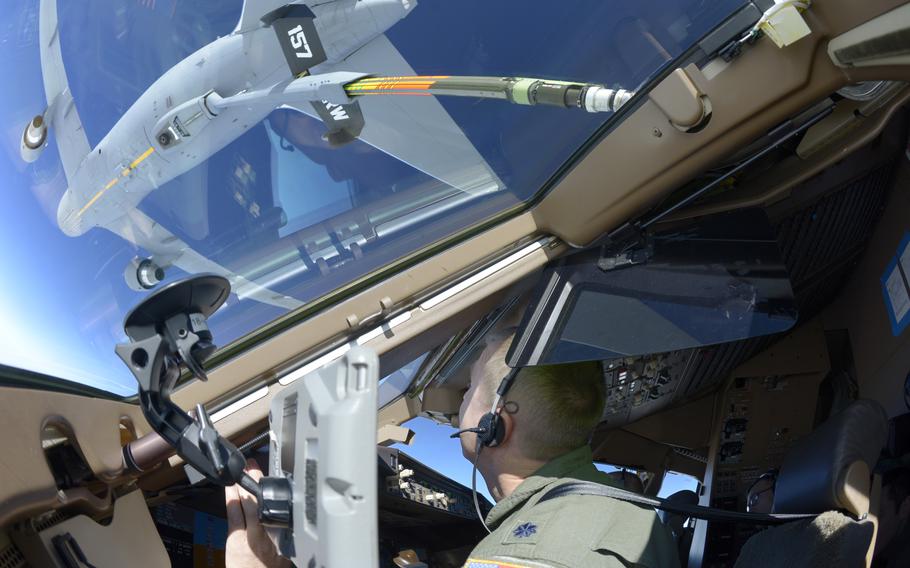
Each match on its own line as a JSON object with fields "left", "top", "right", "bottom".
{"left": 478, "top": 332, "right": 606, "bottom": 461}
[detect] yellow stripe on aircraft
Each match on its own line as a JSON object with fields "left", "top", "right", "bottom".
{"left": 130, "top": 146, "right": 155, "bottom": 169}
{"left": 77, "top": 146, "right": 155, "bottom": 217}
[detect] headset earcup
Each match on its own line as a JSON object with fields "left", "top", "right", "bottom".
{"left": 491, "top": 414, "right": 506, "bottom": 447}
{"left": 476, "top": 413, "right": 495, "bottom": 446}
{"left": 478, "top": 412, "right": 506, "bottom": 447}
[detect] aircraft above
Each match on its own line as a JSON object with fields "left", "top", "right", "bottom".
{"left": 6, "top": 0, "right": 654, "bottom": 394}
{"left": 28, "top": 0, "right": 505, "bottom": 310}
{"left": 24, "top": 0, "right": 630, "bottom": 315}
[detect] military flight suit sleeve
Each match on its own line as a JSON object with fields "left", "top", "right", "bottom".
{"left": 466, "top": 492, "right": 681, "bottom": 568}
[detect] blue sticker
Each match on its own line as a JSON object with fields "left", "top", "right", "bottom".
{"left": 881, "top": 232, "right": 910, "bottom": 337}
{"left": 512, "top": 522, "right": 538, "bottom": 538}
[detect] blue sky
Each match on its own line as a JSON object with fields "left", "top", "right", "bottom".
{"left": 0, "top": 0, "right": 743, "bottom": 395}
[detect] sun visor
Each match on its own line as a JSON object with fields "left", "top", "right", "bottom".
{"left": 506, "top": 209, "right": 798, "bottom": 367}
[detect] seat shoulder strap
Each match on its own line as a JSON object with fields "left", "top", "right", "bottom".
{"left": 538, "top": 481, "right": 816, "bottom": 525}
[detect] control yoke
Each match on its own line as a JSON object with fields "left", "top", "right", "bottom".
{"left": 116, "top": 274, "right": 379, "bottom": 566}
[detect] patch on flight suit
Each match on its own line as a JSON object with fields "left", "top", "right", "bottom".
{"left": 465, "top": 559, "right": 531, "bottom": 568}
{"left": 501, "top": 518, "right": 543, "bottom": 545}
{"left": 512, "top": 522, "right": 538, "bottom": 538}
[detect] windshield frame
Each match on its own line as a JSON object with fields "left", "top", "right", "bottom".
{"left": 0, "top": 363, "right": 130, "bottom": 402}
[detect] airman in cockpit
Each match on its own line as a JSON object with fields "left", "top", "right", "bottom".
{"left": 224, "top": 326, "right": 679, "bottom": 568}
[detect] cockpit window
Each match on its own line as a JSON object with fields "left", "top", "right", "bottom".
{"left": 1, "top": 0, "right": 746, "bottom": 395}
{"left": 379, "top": 352, "right": 429, "bottom": 409}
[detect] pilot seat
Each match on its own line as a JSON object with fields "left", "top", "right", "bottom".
{"left": 733, "top": 399, "right": 888, "bottom": 567}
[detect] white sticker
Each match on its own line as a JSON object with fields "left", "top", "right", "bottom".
{"left": 885, "top": 266, "right": 910, "bottom": 323}
{"left": 189, "top": 312, "right": 208, "bottom": 332}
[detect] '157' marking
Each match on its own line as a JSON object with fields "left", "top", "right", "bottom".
{"left": 287, "top": 25, "right": 313, "bottom": 59}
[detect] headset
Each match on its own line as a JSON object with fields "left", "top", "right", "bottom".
{"left": 451, "top": 367, "right": 519, "bottom": 446}
{"left": 450, "top": 367, "right": 521, "bottom": 532}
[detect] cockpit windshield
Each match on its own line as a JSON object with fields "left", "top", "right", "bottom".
{"left": 0, "top": 0, "right": 745, "bottom": 395}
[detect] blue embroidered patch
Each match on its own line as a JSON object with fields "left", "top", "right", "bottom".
{"left": 512, "top": 522, "right": 538, "bottom": 538}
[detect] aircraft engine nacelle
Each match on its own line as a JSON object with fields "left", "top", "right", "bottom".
{"left": 20, "top": 115, "right": 48, "bottom": 163}
{"left": 125, "top": 258, "right": 166, "bottom": 291}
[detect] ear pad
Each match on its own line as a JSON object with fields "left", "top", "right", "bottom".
{"left": 477, "top": 412, "right": 506, "bottom": 447}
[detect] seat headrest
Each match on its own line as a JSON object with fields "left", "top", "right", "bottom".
{"left": 657, "top": 489, "right": 698, "bottom": 531}
{"left": 773, "top": 399, "right": 888, "bottom": 515}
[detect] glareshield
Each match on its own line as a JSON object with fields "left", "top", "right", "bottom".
{"left": 506, "top": 209, "right": 798, "bottom": 366}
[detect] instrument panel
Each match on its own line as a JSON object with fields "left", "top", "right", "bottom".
{"left": 377, "top": 447, "right": 491, "bottom": 521}
{"left": 600, "top": 350, "right": 695, "bottom": 427}
{"left": 702, "top": 371, "right": 825, "bottom": 567}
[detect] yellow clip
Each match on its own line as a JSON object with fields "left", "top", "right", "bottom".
{"left": 759, "top": 1, "right": 812, "bottom": 48}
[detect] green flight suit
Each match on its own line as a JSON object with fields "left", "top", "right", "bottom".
{"left": 465, "top": 446, "right": 681, "bottom": 568}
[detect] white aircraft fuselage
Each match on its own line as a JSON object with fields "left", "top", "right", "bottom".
{"left": 57, "top": 0, "right": 415, "bottom": 237}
